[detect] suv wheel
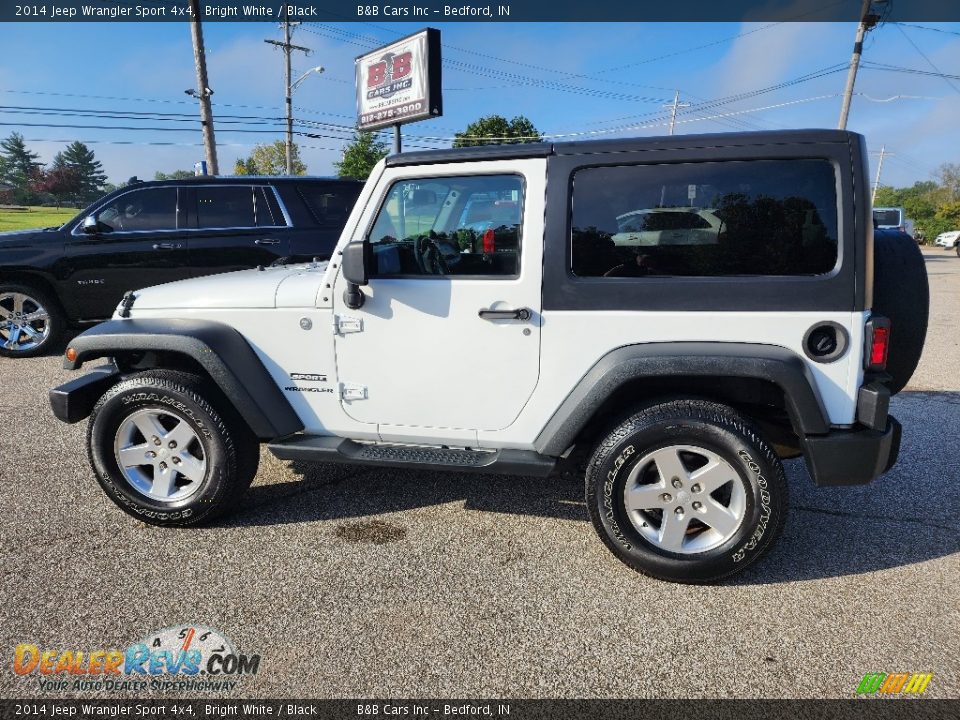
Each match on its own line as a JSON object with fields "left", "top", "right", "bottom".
{"left": 0, "top": 283, "right": 64, "bottom": 358}
{"left": 87, "top": 371, "right": 259, "bottom": 526}
{"left": 585, "top": 399, "right": 787, "bottom": 583}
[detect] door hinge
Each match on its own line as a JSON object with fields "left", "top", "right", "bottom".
{"left": 334, "top": 314, "right": 364, "bottom": 335}
{"left": 340, "top": 382, "right": 367, "bottom": 401}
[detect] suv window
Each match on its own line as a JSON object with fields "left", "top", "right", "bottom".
{"left": 368, "top": 175, "right": 523, "bottom": 277}
{"left": 195, "top": 186, "right": 280, "bottom": 228}
{"left": 298, "top": 184, "right": 359, "bottom": 228}
{"left": 96, "top": 187, "right": 178, "bottom": 233}
{"left": 571, "top": 159, "right": 838, "bottom": 277}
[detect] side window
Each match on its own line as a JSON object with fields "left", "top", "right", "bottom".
{"left": 298, "top": 184, "right": 361, "bottom": 228}
{"left": 96, "top": 187, "right": 178, "bottom": 232}
{"left": 196, "top": 186, "right": 257, "bottom": 228}
{"left": 368, "top": 174, "right": 523, "bottom": 278}
{"left": 254, "top": 187, "right": 279, "bottom": 227}
{"left": 571, "top": 159, "right": 839, "bottom": 278}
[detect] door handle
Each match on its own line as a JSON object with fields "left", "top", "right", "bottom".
{"left": 255, "top": 238, "right": 281, "bottom": 245}
{"left": 152, "top": 242, "right": 182, "bottom": 250}
{"left": 478, "top": 307, "right": 532, "bottom": 321}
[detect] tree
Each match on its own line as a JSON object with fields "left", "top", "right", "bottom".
{"left": 935, "top": 162, "right": 960, "bottom": 200}
{"left": 233, "top": 141, "right": 306, "bottom": 176}
{"left": 154, "top": 170, "right": 196, "bottom": 181}
{"left": 874, "top": 175, "right": 959, "bottom": 241}
{"left": 453, "top": 115, "right": 542, "bottom": 148}
{"left": 0, "top": 132, "right": 42, "bottom": 203}
{"left": 59, "top": 141, "right": 107, "bottom": 202}
{"left": 29, "top": 164, "right": 82, "bottom": 209}
{"left": 233, "top": 157, "right": 258, "bottom": 176}
{"left": 334, "top": 131, "right": 388, "bottom": 180}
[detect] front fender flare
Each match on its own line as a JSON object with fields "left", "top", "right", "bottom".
{"left": 64, "top": 318, "right": 303, "bottom": 440}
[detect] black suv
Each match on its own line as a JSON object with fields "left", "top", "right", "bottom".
{"left": 0, "top": 176, "right": 362, "bottom": 357}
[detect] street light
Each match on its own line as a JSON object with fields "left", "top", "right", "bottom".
{"left": 284, "top": 66, "right": 324, "bottom": 175}
{"left": 292, "top": 66, "right": 324, "bottom": 91}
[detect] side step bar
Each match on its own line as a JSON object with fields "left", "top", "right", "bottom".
{"left": 268, "top": 435, "right": 557, "bottom": 477}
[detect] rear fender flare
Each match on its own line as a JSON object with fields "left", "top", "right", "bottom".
{"left": 534, "top": 342, "right": 830, "bottom": 456}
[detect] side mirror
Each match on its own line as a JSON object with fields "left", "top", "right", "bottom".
{"left": 82, "top": 215, "right": 99, "bottom": 235}
{"left": 341, "top": 241, "right": 370, "bottom": 286}
{"left": 341, "top": 241, "right": 370, "bottom": 310}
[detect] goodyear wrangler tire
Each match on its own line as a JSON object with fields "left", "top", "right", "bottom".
{"left": 585, "top": 399, "right": 788, "bottom": 583}
{"left": 87, "top": 371, "right": 258, "bottom": 526}
{"left": 872, "top": 229, "right": 929, "bottom": 395}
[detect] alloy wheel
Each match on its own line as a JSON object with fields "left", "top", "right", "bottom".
{"left": 113, "top": 409, "right": 208, "bottom": 502}
{"left": 0, "top": 292, "right": 51, "bottom": 353}
{"left": 623, "top": 444, "right": 747, "bottom": 554}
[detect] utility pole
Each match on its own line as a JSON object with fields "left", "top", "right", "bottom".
{"left": 838, "top": 0, "right": 880, "bottom": 130}
{"left": 872, "top": 145, "right": 891, "bottom": 204}
{"left": 265, "top": 8, "right": 310, "bottom": 175}
{"left": 188, "top": 0, "right": 218, "bottom": 174}
{"left": 664, "top": 90, "right": 690, "bottom": 136}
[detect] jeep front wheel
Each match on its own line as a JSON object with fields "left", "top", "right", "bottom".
{"left": 87, "top": 371, "right": 258, "bottom": 526}
{"left": 585, "top": 399, "right": 787, "bottom": 583}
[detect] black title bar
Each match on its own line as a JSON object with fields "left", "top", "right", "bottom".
{"left": 3, "top": 0, "right": 960, "bottom": 22}
{"left": 1, "top": 699, "right": 958, "bottom": 719}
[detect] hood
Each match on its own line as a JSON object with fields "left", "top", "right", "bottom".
{"left": 0, "top": 228, "right": 54, "bottom": 245}
{"left": 127, "top": 262, "right": 329, "bottom": 312}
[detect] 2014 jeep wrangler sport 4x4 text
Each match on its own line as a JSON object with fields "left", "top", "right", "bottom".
{"left": 49, "top": 130, "right": 929, "bottom": 583}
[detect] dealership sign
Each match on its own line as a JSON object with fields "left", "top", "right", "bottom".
{"left": 355, "top": 28, "right": 442, "bottom": 131}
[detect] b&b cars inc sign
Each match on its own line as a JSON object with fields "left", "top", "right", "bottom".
{"left": 355, "top": 28, "right": 443, "bottom": 131}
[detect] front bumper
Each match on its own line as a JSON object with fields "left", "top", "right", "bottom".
{"left": 49, "top": 364, "right": 120, "bottom": 424}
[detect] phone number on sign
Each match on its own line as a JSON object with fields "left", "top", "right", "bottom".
{"left": 361, "top": 102, "right": 426, "bottom": 125}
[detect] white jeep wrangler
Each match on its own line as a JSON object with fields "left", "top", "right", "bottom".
{"left": 50, "top": 130, "right": 928, "bottom": 583}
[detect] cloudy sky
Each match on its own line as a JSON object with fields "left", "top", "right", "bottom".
{"left": 0, "top": 19, "right": 957, "bottom": 188}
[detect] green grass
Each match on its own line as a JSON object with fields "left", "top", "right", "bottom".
{"left": 0, "top": 206, "right": 79, "bottom": 232}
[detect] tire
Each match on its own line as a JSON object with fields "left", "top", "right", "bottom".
{"left": 872, "top": 229, "right": 929, "bottom": 395}
{"left": 0, "top": 282, "right": 65, "bottom": 358}
{"left": 87, "top": 370, "right": 259, "bottom": 526}
{"left": 585, "top": 399, "right": 788, "bottom": 584}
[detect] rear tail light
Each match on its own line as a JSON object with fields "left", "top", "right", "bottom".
{"left": 864, "top": 317, "right": 891, "bottom": 371}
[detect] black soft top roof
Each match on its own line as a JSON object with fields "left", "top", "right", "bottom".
{"left": 385, "top": 129, "right": 861, "bottom": 167}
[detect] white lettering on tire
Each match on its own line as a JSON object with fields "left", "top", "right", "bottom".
{"left": 732, "top": 449, "right": 771, "bottom": 562}
{"left": 603, "top": 445, "right": 635, "bottom": 550}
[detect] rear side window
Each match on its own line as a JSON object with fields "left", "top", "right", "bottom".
{"left": 196, "top": 186, "right": 258, "bottom": 228}
{"left": 298, "top": 184, "right": 361, "bottom": 228}
{"left": 571, "top": 159, "right": 839, "bottom": 278}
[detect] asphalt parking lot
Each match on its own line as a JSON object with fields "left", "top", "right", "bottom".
{"left": 1, "top": 247, "right": 957, "bottom": 700}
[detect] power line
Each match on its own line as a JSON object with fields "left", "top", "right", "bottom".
{"left": 575, "top": 63, "right": 848, "bottom": 131}
{"left": 301, "top": 25, "right": 676, "bottom": 104}
{"left": 893, "top": 23, "right": 960, "bottom": 37}
{"left": 894, "top": 24, "right": 960, "bottom": 96}
{"left": 861, "top": 61, "right": 960, "bottom": 82}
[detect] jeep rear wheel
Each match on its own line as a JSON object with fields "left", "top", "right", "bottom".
{"left": 585, "top": 399, "right": 787, "bottom": 583}
{"left": 87, "top": 371, "right": 259, "bottom": 526}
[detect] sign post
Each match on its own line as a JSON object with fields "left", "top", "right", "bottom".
{"left": 355, "top": 28, "right": 443, "bottom": 153}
